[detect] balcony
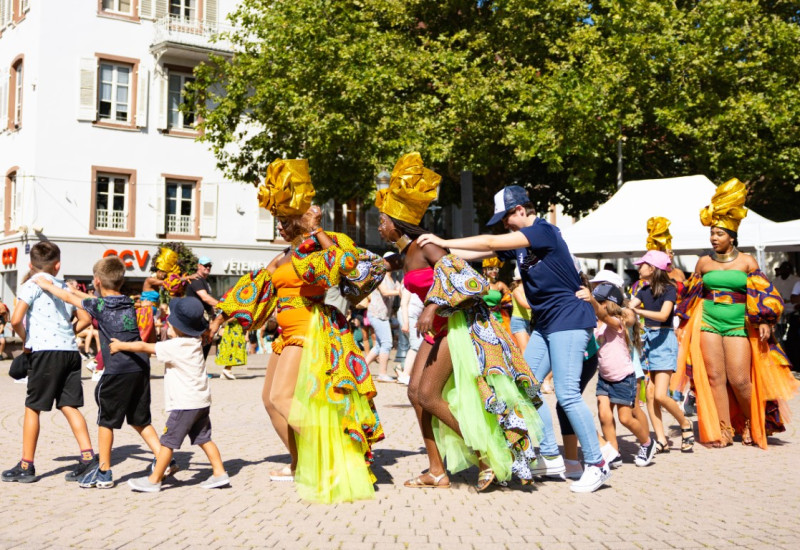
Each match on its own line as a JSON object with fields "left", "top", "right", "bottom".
{"left": 167, "top": 214, "right": 193, "bottom": 234}
{"left": 96, "top": 210, "right": 127, "bottom": 231}
{"left": 151, "top": 15, "right": 233, "bottom": 61}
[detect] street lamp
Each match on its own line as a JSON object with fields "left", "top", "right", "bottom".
{"left": 375, "top": 169, "right": 391, "bottom": 192}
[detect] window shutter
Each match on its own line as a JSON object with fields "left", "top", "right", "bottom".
{"left": 77, "top": 57, "right": 97, "bottom": 122}
{"left": 204, "top": 0, "right": 218, "bottom": 27}
{"left": 155, "top": 0, "right": 167, "bottom": 19}
{"left": 156, "top": 69, "right": 168, "bottom": 130}
{"left": 21, "top": 0, "right": 30, "bottom": 14}
{"left": 135, "top": 67, "right": 149, "bottom": 128}
{"left": 0, "top": 0, "right": 8, "bottom": 29}
{"left": 13, "top": 178, "right": 23, "bottom": 230}
{"left": 0, "top": 68, "right": 8, "bottom": 131}
{"left": 255, "top": 208, "right": 275, "bottom": 241}
{"left": 199, "top": 182, "right": 218, "bottom": 237}
{"left": 139, "top": 0, "right": 153, "bottom": 19}
{"left": 154, "top": 177, "right": 166, "bottom": 235}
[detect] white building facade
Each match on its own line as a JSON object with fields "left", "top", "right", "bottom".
{"left": 0, "top": 0, "right": 284, "bottom": 301}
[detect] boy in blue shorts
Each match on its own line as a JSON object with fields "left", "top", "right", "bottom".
{"left": 2, "top": 242, "right": 95, "bottom": 483}
{"left": 35, "top": 255, "right": 173, "bottom": 489}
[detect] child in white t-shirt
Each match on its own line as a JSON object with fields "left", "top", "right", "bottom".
{"left": 110, "top": 297, "right": 228, "bottom": 492}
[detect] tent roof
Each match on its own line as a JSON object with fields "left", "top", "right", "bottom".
{"left": 561, "top": 175, "right": 800, "bottom": 258}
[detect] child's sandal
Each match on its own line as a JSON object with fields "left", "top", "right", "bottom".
{"left": 655, "top": 440, "right": 670, "bottom": 454}
{"left": 681, "top": 427, "right": 695, "bottom": 452}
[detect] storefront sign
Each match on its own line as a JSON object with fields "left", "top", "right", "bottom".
{"left": 1, "top": 247, "right": 17, "bottom": 267}
{"left": 103, "top": 249, "right": 150, "bottom": 270}
{"left": 223, "top": 260, "right": 270, "bottom": 274}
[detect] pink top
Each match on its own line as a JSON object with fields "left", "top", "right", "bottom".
{"left": 594, "top": 322, "right": 633, "bottom": 382}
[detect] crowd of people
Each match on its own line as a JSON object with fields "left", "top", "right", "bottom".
{"left": 1, "top": 155, "right": 798, "bottom": 503}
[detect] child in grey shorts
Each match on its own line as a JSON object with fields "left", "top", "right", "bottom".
{"left": 110, "top": 297, "right": 229, "bottom": 492}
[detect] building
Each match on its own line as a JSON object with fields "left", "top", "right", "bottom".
{"left": 0, "top": 0, "right": 284, "bottom": 301}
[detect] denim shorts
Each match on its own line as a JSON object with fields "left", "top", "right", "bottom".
{"left": 596, "top": 372, "right": 637, "bottom": 407}
{"left": 642, "top": 327, "right": 678, "bottom": 372}
{"left": 510, "top": 316, "right": 530, "bottom": 335}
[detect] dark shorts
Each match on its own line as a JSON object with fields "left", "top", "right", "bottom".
{"left": 95, "top": 371, "right": 152, "bottom": 429}
{"left": 596, "top": 372, "right": 637, "bottom": 407}
{"left": 25, "top": 351, "right": 83, "bottom": 412}
{"left": 160, "top": 407, "right": 212, "bottom": 449}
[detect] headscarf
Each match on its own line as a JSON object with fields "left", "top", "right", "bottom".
{"left": 700, "top": 178, "right": 748, "bottom": 233}
{"left": 375, "top": 152, "right": 441, "bottom": 226}
{"left": 258, "top": 159, "right": 315, "bottom": 217}
{"left": 645, "top": 216, "right": 673, "bottom": 252}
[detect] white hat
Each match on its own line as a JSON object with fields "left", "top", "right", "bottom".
{"left": 589, "top": 269, "right": 624, "bottom": 288}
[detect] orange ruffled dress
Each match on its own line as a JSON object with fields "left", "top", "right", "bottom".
{"left": 218, "top": 232, "right": 384, "bottom": 502}
{"left": 671, "top": 270, "right": 798, "bottom": 448}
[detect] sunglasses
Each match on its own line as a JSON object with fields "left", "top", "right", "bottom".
{"left": 202, "top": 264, "right": 213, "bottom": 269}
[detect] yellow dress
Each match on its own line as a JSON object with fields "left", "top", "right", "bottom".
{"left": 218, "top": 232, "right": 384, "bottom": 502}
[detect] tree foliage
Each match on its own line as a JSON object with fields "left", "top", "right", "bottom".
{"left": 190, "top": 0, "right": 800, "bottom": 221}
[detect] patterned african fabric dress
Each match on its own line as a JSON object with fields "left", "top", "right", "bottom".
{"left": 215, "top": 320, "right": 247, "bottom": 367}
{"left": 426, "top": 254, "right": 544, "bottom": 482}
{"left": 136, "top": 290, "right": 159, "bottom": 343}
{"left": 671, "top": 270, "right": 798, "bottom": 448}
{"left": 218, "top": 232, "right": 385, "bottom": 503}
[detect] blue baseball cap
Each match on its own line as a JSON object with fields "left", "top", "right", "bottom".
{"left": 486, "top": 185, "right": 531, "bottom": 226}
{"left": 197, "top": 256, "right": 213, "bottom": 266}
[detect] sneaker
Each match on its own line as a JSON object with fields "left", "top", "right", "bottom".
{"left": 150, "top": 457, "right": 180, "bottom": 480}
{"left": 609, "top": 454, "right": 623, "bottom": 469}
{"left": 66, "top": 454, "right": 99, "bottom": 482}
{"left": 2, "top": 462, "right": 38, "bottom": 483}
{"left": 531, "top": 454, "right": 566, "bottom": 479}
{"left": 569, "top": 464, "right": 610, "bottom": 493}
{"left": 221, "top": 368, "right": 236, "bottom": 380}
{"left": 564, "top": 459, "right": 583, "bottom": 481}
{"left": 374, "top": 373, "right": 396, "bottom": 383}
{"left": 79, "top": 463, "right": 114, "bottom": 489}
{"left": 91, "top": 369, "right": 103, "bottom": 382}
{"left": 635, "top": 439, "right": 657, "bottom": 467}
{"left": 13, "top": 377, "right": 28, "bottom": 384}
{"left": 200, "top": 472, "right": 230, "bottom": 489}
{"left": 128, "top": 476, "right": 162, "bottom": 493}
{"left": 85, "top": 360, "right": 97, "bottom": 373}
{"left": 397, "top": 374, "right": 410, "bottom": 385}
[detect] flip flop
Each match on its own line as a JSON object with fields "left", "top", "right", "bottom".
{"left": 403, "top": 472, "right": 450, "bottom": 489}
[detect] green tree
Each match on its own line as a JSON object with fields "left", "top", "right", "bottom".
{"left": 190, "top": 0, "right": 800, "bottom": 221}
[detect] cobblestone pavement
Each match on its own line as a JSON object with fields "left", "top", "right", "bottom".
{"left": 0, "top": 352, "right": 798, "bottom": 549}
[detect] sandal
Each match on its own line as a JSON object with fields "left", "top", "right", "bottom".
{"left": 404, "top": 472, "right": 451, "bottom": 489}
{"left": 655, "top": 440, "right": 671, "bottom": 454}
{"left": 741, "top": 420, "right": 755, "bottom": 446}
{"left": 681, "top": 427, "right": 695, "bottom": 452}
{"left": 475, "top": 468, "right": 495, "bottom": 493}
{"left": 269, "top": 466, "right": 295, "bottom": 482}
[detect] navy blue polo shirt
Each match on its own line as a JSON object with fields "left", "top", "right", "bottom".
{"left": 498, "top": 218, "right": 596, "bottom": 334}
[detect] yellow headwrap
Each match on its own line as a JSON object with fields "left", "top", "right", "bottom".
{"left": 375, "top": 152, "right": 441, "bottom": 226}
{"left": 154, "top": 247, "right": 180, "bottom": 274}
{"left": 700, "top": 178, "right": 748, "bottom": 233}
{"left": 645, "top": 217, "right": 673, "bottom": 251}
{"left": 258, "top": 159, "right": 315, "bottom": 217}
{"left": 482, "top": 258, "right": 504, "bottom": 269}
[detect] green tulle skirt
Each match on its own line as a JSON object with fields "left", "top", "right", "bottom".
{"left": 433, "top": 312, "right": 544, "bottom": 482}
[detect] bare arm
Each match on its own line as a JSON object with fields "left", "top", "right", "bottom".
{"left": 400, "top": 289, "right": 411, "bottom": 331}
{"left": 74, "top": 309, "right": 92, "bottom": 333}
{"left": 195, "top": 288, "right": 220, "bottom": 308}
{"left": 448, "top": 248, "right": 497, "bottom": 262}
{"left": 631, "top": 300, "right": 674, "bottom": 323}
{"left": 512, "top": 285, "right": 530, "bottom": 309}
{"left": 33, "top": 277, "right": 88, "bottom": 309}
{"left": 10, "top": 301, "right": 28, "bottom": 344}
{"left": 575, "top": 286, "right": 620, "bottom": 329}
{"left": 377, "top": 278, "right": 400, "bottom": 298}
{"left": 418, "top": 232, "right": 529, "bottom": 253}
{"left": 109, "top": 338, "right": 156, "bottom": 355}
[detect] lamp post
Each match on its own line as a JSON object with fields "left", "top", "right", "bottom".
{"left": 375, "top": 169, "right": 390, "bottom": 193}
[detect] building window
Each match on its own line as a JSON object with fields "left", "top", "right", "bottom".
{"left": 166, "top": 179, "right": 195, "bottom": 234}
{"left": 3, "top": 168, "right": 17, "bottom": 235}
{"left": 11, "top": 60, "right": 22, "bottom": 128}
{"left": 98, "top": 62, "right": 131, "bottom": 123}
{"left": 101, "top": 0, "right": 132, "bottom": 14}
{"left": 95, "top": 174, "right": 128, "bottom": 231}
{"left": 170, "top": 0, "right": 196, "bottom": 21}
{"left": 168, "top": 72, "right": 195, "bottom": 129}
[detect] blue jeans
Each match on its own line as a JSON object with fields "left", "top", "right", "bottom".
{"left": 368, "top": 315, "right": 393, "bottom": 355}
{"left": 524, "top": 328, "right": 602, "bottom": 465}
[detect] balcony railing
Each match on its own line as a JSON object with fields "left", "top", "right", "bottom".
{"left": 96, "top": 210, "right": 126, "bottom": 231}
{"left": 152, "top": 15, "right": 233, "bottom": 54}
{"left": 167, "top": 214, "right": 193, "bottom": 234}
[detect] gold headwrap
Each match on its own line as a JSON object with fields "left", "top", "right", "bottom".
{"left": 258, "top": 159, "right": 315, "bottom": 217}
{"left": 482, "top": 258, "right": 504, "bottom": 269}
{"left": 645, "top": 217, "right": 672, "bottom": 252}
{"left": 154, "top": 247, "right": 180, "bottom": 274}
{"left": 700, "top": 178, "right": 748, "bottom": 233}
{"left": 375, "top": 152, "right": 441, "bottom": 226}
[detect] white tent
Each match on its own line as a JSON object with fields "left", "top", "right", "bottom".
{"left": 561, "top": 175, "right": 800, "bottom": 260}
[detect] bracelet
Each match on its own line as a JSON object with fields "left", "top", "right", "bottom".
{"left": 304, "top": 227, "right": 322, "bottom": 238}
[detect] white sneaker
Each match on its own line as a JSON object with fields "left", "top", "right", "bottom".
{"left": 397, "top": 374, "right": 410, "bottom": 385}
{"left": 221, "top": 368, "right": 236, "bottom": 380}
{"left": 85, "top": 360, "right": 97, "bottom": 373}
{"left": 531, "top": 454, "right": 566, "bottom": 479}
{"left": 13, "top": 376, "right": 28, "bottom": 384}
{"left": 569, "top": 464, "right": 610, "bottom": 493}
{"left": 91, "top": 370, "right": 103, "bottom": 382}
